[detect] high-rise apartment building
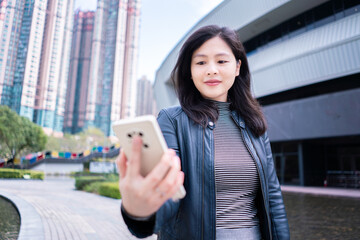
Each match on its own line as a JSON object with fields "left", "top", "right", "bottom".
{"left": 0, "top": 0, "right": 74, "bottom": 136}
{"left": 12, "top": 0, "right": 48, "bottom": 121}
{"left": 65, "top": 0, "right": 141, "bottom": 136}
{"left": 120, "top": 0, "right": 140, "bottom": 119}
{"left": 64, "top": 11, "right": 95, "bottom": 133}
{"left": 92, "top": 0, "right": 123, "bottom": 136}
{"left": 95, "top": 0, "right": 141, "bottom": 135}
{"left": 0, "top": 0, "right": 30, "bottom": 110}
{"left": 0, "top": 0, "right": 141, "bottom": 135}
{"left": 136, "top": 76, "right": 156, "bottom": 116}
{"left": 34, "top": 0, "right": 74, "bottom": 134}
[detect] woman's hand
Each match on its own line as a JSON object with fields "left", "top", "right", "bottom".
{"left": 116, "top": 136, "right": 184, "bottom": 218}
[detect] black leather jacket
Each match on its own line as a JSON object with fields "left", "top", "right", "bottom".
{"left": 124, "top": 106, "right": 290, "bottom": 240}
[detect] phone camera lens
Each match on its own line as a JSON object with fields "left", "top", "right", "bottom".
{"left": 144, "top": 144, "right": 148, "bottom": 148}
{"left": 139, "top": 132, "right": 143, "bottom": 136}
{"left": 127, "top": 133, "right": 132, "bottom": 138}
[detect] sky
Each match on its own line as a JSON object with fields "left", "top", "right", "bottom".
{"left": 74, "top": 0, "right": 223, "bottom": 81}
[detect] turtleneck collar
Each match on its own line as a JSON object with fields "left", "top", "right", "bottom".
{"left": 211, "top": 100, "right": 231, "bottom": 116}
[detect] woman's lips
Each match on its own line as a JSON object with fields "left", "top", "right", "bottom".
{"left": 204, "top": 79, "right": 221, "bottom": 86}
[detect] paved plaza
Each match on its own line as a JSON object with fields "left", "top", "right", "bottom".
{"left": 1, "top": 178, "right": 359, "bottom": 240}
{"left": 0, "top": 178, "right": 156, "bottom": 240}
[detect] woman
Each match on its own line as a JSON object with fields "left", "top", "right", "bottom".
{"left": 117, "top": 25, "right": 290, "bottom": 240}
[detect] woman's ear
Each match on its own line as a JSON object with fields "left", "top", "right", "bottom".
{"left": 236, "top": 60, "right": 241, "bottom": 76}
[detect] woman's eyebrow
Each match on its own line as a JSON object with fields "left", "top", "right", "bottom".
{"left": 215, "top": 53, "right": 231, "bottom": 57}
{"left": 192, "top": 53, "right": 207, "bottom": 58}
{"left": 193, "top": 52, "right": 230, "bottom": 58}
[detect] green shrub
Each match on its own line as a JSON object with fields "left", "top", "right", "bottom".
{"left": 0, "top": 169, "right": 44, "bottom": 179}
{"left": 71, "top": 171, "right": 118, "bottom": 181}
{"left": 104, "top": 173, "right": 119, "bottom": 182}
{"left": 22, "top": 170, "right": 44, "bottom": 180}
{"left": 83, "top": 181, "right": 103, "bottom": 194}
{"left": 98, "top": 182, "right": 121, "bottom": 199}
{"left": 75, "top": 176, "right": 105, "bottom": 190}
{"left": 0, "top": 169, "right": 22, "bottom": 178}
{"left": 73, "top": 172, "right": 120, "bottom": 199}
{"left": 27, "top": 170, "right": 44, "bottom": 180}
{"left": 71, "top": 171, "right": 109, "bottom": 177}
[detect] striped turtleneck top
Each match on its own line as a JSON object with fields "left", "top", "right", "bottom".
{"left": 213, "top": 101, "right": 260, "bottom": 229}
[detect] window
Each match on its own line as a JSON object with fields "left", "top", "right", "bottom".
{"left": 243, "top": 0, "right": 360, "bottom": 53}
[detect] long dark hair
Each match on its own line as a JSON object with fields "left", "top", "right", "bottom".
{"left": 171, "top": 25, "right": 267, "bottom": 137}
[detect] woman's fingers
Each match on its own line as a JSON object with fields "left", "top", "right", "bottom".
{"left": 116, "top": 150, "right": 127, "bottom": 179}
{"left": 156, "top": 170, "right": 184, "bottom": 201}
{"left": 147, "top": 154, "right": 183, "bottom": 201}
{"left": 145, "top": 149, "right": 176, "bottom": 189}
{"left": 127, "top": 136, "right": 143, "bottom": 177}
{"left": 168, "top": 171, "right": 185, "bottom": 200}
{"left": 155, "top": 155, "right": 181, "bottom": 191}
{"left": 117, "top": 144, "right": 185, "bottom": 217}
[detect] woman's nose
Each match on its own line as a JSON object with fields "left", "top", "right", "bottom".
{"left": 206, "top": 63, "right": 218, "bottom": 75}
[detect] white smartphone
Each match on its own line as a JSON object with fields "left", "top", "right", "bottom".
{"left": 112, "top": 115, "right": 186, "bottom": 200}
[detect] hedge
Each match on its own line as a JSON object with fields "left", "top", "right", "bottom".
{"left": 0, "top": 169, "right": 44, "bottom": 180}
{"left": 75, "top": 176, "right": 106, "bottom": 190}
{"left": 84, "top": 181, "right": 103, "bottom": 194}
{"left": 71, "top": 172, "right": 118, "bottom": 180}
{"left": 98, "top": 182, "right": 121, "bottom": 199}
{"left": 24, "top": 170, "right": 44, "bottom": 180}
{"left": 74, "top": 174, "right": 121, "bottom": 199}
{"left": 71, "top": 171, "right": 105, "bottom": 177}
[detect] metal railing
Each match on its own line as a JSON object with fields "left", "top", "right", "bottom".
{"left": 20, "top": 148, "right": 120, "bottom": 169}
{"left": 326, "top": 171, "right": 360, "bottom": 188}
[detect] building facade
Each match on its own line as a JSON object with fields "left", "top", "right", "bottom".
{"left": 136, "top": 76, "right": 156, "bottom": 116}
{"left": 153, "top": 0, "right": 360, "bottom": 188}
{"left": 0, "top": 0, "right": 74, "bottom": 136}
{"left": 64, "top": 11, "right": 95, "bottom": 134}
{"left": 35, "top": 0, "right": 74, "bottom": 135}
{"left": 0, "top": 0, "right": 140, "bottom": 136}
{"left": 65, "top": 0, "right": 141, "bottom": 136}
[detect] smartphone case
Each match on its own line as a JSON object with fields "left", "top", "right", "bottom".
{"left": 112, "top": 115, "right": 167, "bottom": 177}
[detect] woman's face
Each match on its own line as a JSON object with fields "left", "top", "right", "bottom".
{"left": 190, "top": 36, "right": 241, "bottom": 102}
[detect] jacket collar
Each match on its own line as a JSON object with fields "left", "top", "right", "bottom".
{"left": 231, "top": 110, "right": 246, "bottom": 129}
{"left": 205, "top": 110, "right": 246, "bottom": 130}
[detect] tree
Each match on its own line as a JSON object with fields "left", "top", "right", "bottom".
{"left": 0, "top": 106, "right": 47, "bottom": 162}
{"left": 45, "top": 127, "right": 110, "bottom": 153}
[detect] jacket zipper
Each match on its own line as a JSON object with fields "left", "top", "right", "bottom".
{"left": 246, "top": 129, "right": 273, "bottom": 240}
{"left": 213, "top": 128, "right": 217, "bottom": 239}
{"left": 231, "top": 115, "right": 272, "bottom": 239}
{"left": 201, "top": 127, "right": 205, "bottom": 240}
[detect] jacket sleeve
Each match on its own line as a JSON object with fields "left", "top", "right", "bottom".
{"left": 153, "top": 109, "right": 181, "bottom": 233}
{"left": 262, "top": 132, "right": 290, "bottom": 240}
{"left": 121, "top": 203, "right": 156, "bottom": 238}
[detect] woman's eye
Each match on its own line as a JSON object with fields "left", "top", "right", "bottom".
{"left": 196, "top": 61, "right": 205, "bottom": 65}
{"left": 218, "top": 60, "right": 228, "bottom": 64}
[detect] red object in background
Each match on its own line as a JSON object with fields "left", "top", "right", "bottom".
{"left": 71, "top": 153, "right": 77, "bottom": 158}
{"left": 36, "top": 153, "right": 44, "bottom": 161}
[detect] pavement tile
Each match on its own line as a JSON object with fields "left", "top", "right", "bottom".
{"left": 0, "top": 179, "right": 156, "bottom": 240}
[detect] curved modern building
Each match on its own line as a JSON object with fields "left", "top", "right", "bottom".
{"left": 153, "top": 0, "right": 360, "bottom": 188}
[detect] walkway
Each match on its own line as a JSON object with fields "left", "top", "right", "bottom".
{"left": 1, "top": 178, "right": 359, "bottom": 240}
{"left": 281, "top": 185, "right": 360, "bottom": 198}
{"left": 0, "top": 178, "right": 156, "bottom": 240}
